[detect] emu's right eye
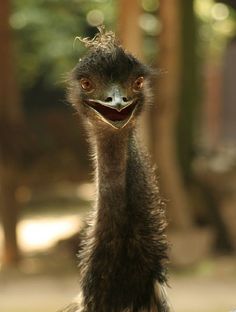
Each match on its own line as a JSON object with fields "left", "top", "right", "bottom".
{"left": 80, "top": 78, "right": 94, "bottom": 92}
{"left": 132, "top": 76, "right": 144, "bottom": 92}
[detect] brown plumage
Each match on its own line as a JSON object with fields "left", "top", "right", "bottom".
{"left": 61, "top": 26, "right": 171, "bottom": 312}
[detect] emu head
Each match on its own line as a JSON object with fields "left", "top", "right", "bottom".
{"left": 68, "top": 27, "right": 152, "bottom": 130}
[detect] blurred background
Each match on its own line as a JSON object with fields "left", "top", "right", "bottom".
{"left": 0, "top": 0, "right": 236, "bottom": 311}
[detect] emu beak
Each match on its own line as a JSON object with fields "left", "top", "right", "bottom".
{"left": 85, "top": 87, "right": 138, "bottom": 129}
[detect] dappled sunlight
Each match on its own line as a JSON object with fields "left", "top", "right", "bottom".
{"left": 0, "top": 214, "right": 83, "bottom": 256}
{"left": 18, "top": 215, "right": 82, "bottom": 252}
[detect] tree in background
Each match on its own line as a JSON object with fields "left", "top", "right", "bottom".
{"left": 0, "top": 0, "right": 22, "bottom": 266}
{"left": 178, "top": 0, "right": 199, "bottom": 183}
{"left": 153, "top": 0, "right": 194, "bottom": 229}
{"left": 118, "top": 0, "right": 142, "bottom": 59}
{"left": 1, "top": 0, "right": 235, "bottom": 266}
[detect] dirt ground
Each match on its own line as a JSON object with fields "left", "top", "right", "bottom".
{"left": 0, "top": 258, "right": 236, "bottom": 312}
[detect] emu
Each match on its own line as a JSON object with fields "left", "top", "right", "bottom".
{"left": 62, "top": 27, "right": 170, "bottom": 312}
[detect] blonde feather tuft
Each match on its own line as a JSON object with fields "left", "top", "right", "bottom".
{"left": 73, "top": 25, "right": 118, "bottom": 52}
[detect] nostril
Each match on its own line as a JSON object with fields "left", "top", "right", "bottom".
{"left": 122, "top": 97, "right": 128, "bottom": 102}
{"left": 105, "top": 97, "right": 113, "bottom": 102}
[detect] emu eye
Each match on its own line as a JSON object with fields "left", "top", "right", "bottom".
{"left": 80, "top": 78, "right": 94, "bottom": 92}
{"left": 133, "top": 76, "right": 144, "bottom": 92}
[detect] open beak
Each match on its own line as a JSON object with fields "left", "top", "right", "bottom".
{"left": 84, "top": 87, "right": 138, "bottom": 129}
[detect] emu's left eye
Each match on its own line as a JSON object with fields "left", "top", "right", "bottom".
{"left": 80, "top": 78, "right": 94, "bottom": 92}
{"left": 133, "top": 76, "right": 144, "bottom": 92}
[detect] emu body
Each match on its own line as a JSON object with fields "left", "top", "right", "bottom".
{"left": 63, "top": 28, "right": 170, "bottom": 312}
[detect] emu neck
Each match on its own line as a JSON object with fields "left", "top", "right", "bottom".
{"left": 94, "top": 129, "right": 131, "bottom": 220}
{"left": 96, "top": 130, "right": 129, "bottom": 181}
{"left": 82, "top": 128, "right": 168, "bottom": 311}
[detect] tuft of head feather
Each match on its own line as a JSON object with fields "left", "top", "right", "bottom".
{"left": 74, "top": 25, "right": 118, "bottom": 52}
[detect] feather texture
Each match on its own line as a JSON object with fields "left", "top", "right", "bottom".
{"left": 61, "top": 27, "right": 172, "bottom": 312}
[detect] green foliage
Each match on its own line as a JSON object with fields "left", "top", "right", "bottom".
{"left": 195, "top": 0, "right": 236, "bottom": 60}
{"left": 11, "top": 0, "right": 116, "bottom": 90}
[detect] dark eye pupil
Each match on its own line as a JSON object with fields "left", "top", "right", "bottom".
{"left": 134, "top": 77, "right": 143, "bottom": 90}
{"left": 83, "top": 81, "right": 89, "bottom": 87}
{"left": 81, "top": 79, "right": 92, "bottom": 90}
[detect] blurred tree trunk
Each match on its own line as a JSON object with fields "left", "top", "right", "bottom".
{"left": 183, "top": 0, "right": 233, "bottom": 251}
{"left": 118, "top": 0, "right": 151, "bottom": 147}
{"left": 153, "top": 0, "right": 193, "bottom": 229}
{"left": 0, "top": 0, "right": 22, "bottom": 266}
{"left": 178, "top": 0, "right": 198, "bottom": 182}
{"left": 118, "top": 0, "right": 142, "bottom": 59}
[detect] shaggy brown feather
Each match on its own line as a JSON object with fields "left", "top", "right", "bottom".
{"left": 61, "top": 27, "right": 171, "bottom": 312}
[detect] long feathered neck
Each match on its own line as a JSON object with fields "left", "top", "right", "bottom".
{"left": 93, "top": 128, "right": 131, "bottom": 225}
{"left": 80, "top": 125, "right": 168, "bottom": 312}
{"left": 91, "top": 124, "right": 168, "bottom": 267}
